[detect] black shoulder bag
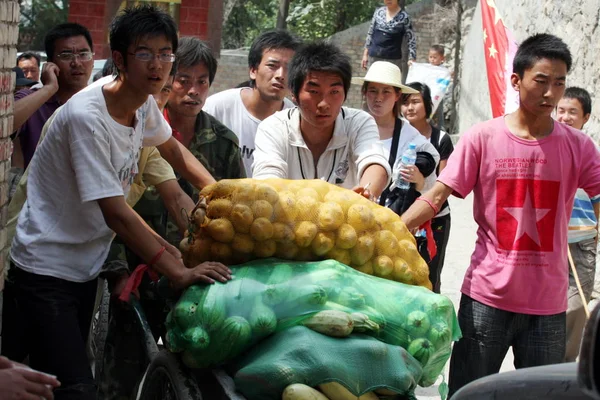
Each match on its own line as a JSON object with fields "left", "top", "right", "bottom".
{"left": 379, "top": 119, "right": 431, "bottom": 262}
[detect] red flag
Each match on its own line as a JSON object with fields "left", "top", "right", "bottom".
{"left": 481, "top": 0, "right": 518, "bottom": 117}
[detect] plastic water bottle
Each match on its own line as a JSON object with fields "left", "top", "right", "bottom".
{"left": 396, "top": 143, "right": 417, "bottom": 190}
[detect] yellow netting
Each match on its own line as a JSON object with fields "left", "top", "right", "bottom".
{"left": 181, "top": 178, "right": 431, "bottom": 290}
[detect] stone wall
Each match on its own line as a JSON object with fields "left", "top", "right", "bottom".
{"left": 457, "top": 0, "right": 600, "bottom": 142}
{"left": 0, "top": 0, "right": 19, "bottom": 291}
{"left": 209, "top": 49, "right": 251, "bottom": 95}
{"left": 328, "top": 0, "right": 451, "bottom": 109}
{"left": 210, "top": 0, "right": 450, "bottom": 109}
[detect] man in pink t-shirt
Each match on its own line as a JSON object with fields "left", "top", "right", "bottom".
{"left": 402, "top": 33, "right": 600, "bottom": 396}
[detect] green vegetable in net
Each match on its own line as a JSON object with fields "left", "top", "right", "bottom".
{"left": 165, "top": 258, "right": 460, "bottom": 387}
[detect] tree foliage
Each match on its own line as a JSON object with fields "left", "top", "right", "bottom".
{"left": 222, "top": 0, "right": 280, "bottom": 49}
{"left": 222, "top": 0, "right": 423, "bottom": 49}
{"left": 287, "top": 0, "right": 380, "bottom": 41}
{"left": 18, "top": 0, "right": 69, "bottom": 52}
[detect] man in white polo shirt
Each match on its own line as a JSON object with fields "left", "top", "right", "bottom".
{"left": 252, "top": 41, "right": 390, "bottom": 199}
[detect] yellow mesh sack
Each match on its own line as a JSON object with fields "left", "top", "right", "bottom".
{"left": 181, "top": 178, "right": 431, "bottom": 289}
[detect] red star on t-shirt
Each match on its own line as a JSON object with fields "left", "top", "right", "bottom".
{"left": 496, "top": 179, "right": 559, "bottom": 252}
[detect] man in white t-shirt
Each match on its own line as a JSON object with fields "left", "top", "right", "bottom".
{"left": 2, "top": 6, "right": 231, "bottom": 398}
{"left": 252, "top": 42, "right": 391, "bottom": 199}
{"left": 203, "top": 30, "right": 302, "bottom": 176}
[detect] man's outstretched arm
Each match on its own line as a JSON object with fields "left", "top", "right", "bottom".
{"left": 401, "top": 181, "right": 454, "bottom": 230}
{"left": 157, "top": 137, "right": 216, "bottom": 190}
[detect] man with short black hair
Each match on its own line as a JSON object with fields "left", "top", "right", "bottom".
{"left": 165, "top": 36, "right": 244, "bottom": 184}
{"left": 204, "top": 30, "right": 302, "bottom": 176}
{"left": 556, "top": 87, "right": 599, "bottom": 363}
{"left": 16, "top": 52, "right": 41, "bottom": 82}
{"left": 401, "top": 34, "right": 600, "bottom": 396}
{"left": 99, "top": 37, "right": 244, "bottom": 399}
{"left": 252, "top": 41, "right": 390, "bottom": 199}
{"left": 13, "top": 23, "right": 94, "bottom": 170}
{"left": 3, "top": 6, "right": 229, "bottom": 398}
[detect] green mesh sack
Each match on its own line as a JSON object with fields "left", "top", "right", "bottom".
{"left": 231, "top": 325, "right": 422, "bottom": 400}
{"left": 165, "top": 258, "right": 460, "bottom": 386}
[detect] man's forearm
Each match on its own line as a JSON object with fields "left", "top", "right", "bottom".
{"left": 158, "top": 137, "right": 216, "bottom": 190}
{"left": 13, "top": 86, "right": 57, "bottom": 132}
{"left": 100, "top": 198, "right": 185, "bottom": 282}
{"left": 401, "top": 181, "right": 453, "bottom": 230}
{"left": 360, "top": 164, "right": 389, "bottom": 198}
{"left": 156, "top": 179, "right": 195, "bottom": 233}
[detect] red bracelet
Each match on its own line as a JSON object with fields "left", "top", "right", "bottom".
{"left": 416, "top": 197, "right": 439, "bottom": 215}
{"left": 149, "top": 246, "right": 167, "bottom": 266}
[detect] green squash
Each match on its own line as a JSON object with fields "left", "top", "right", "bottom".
{"left": 249, "top": 300, "right": 277, "bottom": 338}
{"left": 220, "top": 315, "right": 252, "bottom": 359}
{"left": 262, "top": 284, "right": 288, "bottom": 306}
{"left": 173, "top": 299, "right": 199, "bottom": 330}
{"left": 334, "top": 287, "right": 367, "bottom": 309}
{"left": 182, "top": 326, "right": 210, "bottom": 351}
{"left": 422, "top": 296, "right": 454, "bottom": 320}
{"left": 275, "top": 285, "right": 328, "bottom": 317}
{"left": 361, "top": 306, "right": 387, "bottom": 330}
{"left": 428, "top": 322, "right": 452, "bottom": 346}
{"left": 197, "top": 286, "right": 227, "bottom": 332}
{"left": 265, "top": 263, "right": 294, "bottom": 285}
{"left": 406, "top": 310, "right": 431, "bottom": 338}
{"left": 408, "top": 338, "right": 435, "bottom": 365}
{"left": 165, "top": 328, "right": 185, "bottom": 353}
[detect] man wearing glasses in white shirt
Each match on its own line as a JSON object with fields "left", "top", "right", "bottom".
{"left": 3, "top": 6, "right": 227, "bottom": 398}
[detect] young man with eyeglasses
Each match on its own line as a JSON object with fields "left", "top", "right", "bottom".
{"left": 98, "top": 37, "right": 244, "bottom": 399}
{"left": 2, "top": 5, "right": 229, "bottom": 399}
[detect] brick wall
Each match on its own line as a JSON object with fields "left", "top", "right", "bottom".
{"left": 0, "top": 0, "right": 19, "bottom": 291}
{"left": 209, "top": 50, "right": 250, "bottom": 95}
{"left": 179, "top": 0, "right": 209, "bottom": 38}
{"left": 211, "top": 0, "right": 444, "bottom": 109}
{"left": 68, "top": 0, "right": 111, "bottom": 59}
{"left": 328, "top": 0, "right": 441, "bottom": 109}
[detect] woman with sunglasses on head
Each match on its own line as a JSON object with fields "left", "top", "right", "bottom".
{"left": 400, "top": 82, "right": 454, "bottom": 293}
{"left": 354, "top": 61, "right": 440, "bottom": 281}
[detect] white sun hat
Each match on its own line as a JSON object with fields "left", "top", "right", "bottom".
{"left": 351, "top": 61, "right": 419, "bottom": 94}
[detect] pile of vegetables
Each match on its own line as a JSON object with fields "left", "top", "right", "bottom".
{"left": 281, "top": 382, "right": 422, "bottom": 400}
{"left": 283, "top": 383, "right": 380, "bottom": 400}
{"left": 232, "top": 325, "right": 425, "bottom": 400}
{"left": 165, "top": 259, "right": 459, "bottom": 387}
{"left": 182, "top": 178, "right": 431, "bottom": 289}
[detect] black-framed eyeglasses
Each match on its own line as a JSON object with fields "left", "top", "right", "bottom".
{"left": 55, "top": 52, "right": 94, "bottom": 62}
{"left": 129, "top": 52, "right": 176, "bottom": 63}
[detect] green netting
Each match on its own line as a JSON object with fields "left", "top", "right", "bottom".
{"left": 231, "top": 325, "right": 422, "bottom": 400}
{"left": 165, "top": 258, "right": 460, "bottom": 387}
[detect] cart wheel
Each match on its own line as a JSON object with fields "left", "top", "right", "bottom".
{"left": 89, "top": 279, "right": 110, "bottom": 378}
{"left": 136, "top": 350, "right": 202, "bottom": 400}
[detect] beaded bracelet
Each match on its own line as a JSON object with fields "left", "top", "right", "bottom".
{"left": 416, "top": 197, "right": 439, "bottom": 215}
{"left": 149, "top": 246, "right": 167, "bottom": 266}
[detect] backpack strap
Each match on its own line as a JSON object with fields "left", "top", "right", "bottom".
{"left": 379, "top": 118, "right": 403, "bottom": 206}
{"left": 430, "top": 124, "right": 441, "bottom": 151}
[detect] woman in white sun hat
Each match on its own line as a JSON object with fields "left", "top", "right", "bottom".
{"left": 353, "top": 61, "right": 440, "bottom": 274}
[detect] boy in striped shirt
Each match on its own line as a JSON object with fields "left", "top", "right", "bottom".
{"left": 556, "top": 86, "right": 600, "bottom": 361}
